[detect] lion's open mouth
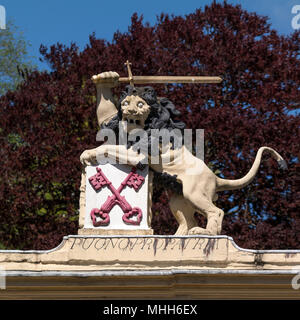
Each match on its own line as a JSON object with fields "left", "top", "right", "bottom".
{"left": 123, "top": 117, "right": 142, "bottom": 126}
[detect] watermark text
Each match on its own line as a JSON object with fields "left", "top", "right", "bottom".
{"left": 0, "top": 5, "right": 6, "bottom": 30}
{"left": 292, "top": 5, "right": 300, "bottom": 30}
{"left": 93, "top": 122, "right": 205, "bottom": 175}
{"left": 292, "top": 266, "right": 300, "bottom": 290}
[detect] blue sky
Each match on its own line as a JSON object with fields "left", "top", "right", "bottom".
{"left": 1, "top": 0, "right": 299, "bottom": 70}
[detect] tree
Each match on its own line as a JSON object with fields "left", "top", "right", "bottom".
{"left": 0, "top": 20, "right": 35, "bottom": 95}
{"left": 0, "top": 2, "right": 299, "bottom": 250}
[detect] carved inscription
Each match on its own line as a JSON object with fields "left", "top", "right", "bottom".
{"left": 69, "top": 237, "right": 223, "bottom": 256}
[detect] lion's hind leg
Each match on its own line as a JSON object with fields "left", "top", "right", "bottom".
{"left": 169, "top": 195, "right": 197, "bottom": 236}
{"left": 188, "top": 199, "right": 224, "bottom": 236}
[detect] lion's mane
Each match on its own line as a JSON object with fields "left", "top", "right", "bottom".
{"left": 102, "top": 85, "right": 186, "bottom": 153}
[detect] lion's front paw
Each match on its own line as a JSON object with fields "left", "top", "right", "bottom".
{"left": 80, "top": 149, "right": 97, "bottom": 166}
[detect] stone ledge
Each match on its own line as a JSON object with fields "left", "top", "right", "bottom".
{"left": 0, "top": 235, "right": 299, "bottom": 271}
{"left": 0, "top": 235, "right": 299, "bottom": 299}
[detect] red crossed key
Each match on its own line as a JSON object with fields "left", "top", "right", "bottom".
{"left": 89, "top": 167, "right": 144, "bottom": 226}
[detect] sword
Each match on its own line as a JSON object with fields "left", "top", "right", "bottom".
{"left": 92, "top": 60, "right": 222, "bottom": 86}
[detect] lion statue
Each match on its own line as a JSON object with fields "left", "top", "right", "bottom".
{"left": 80, "top": 71, "right": 287, "bottom": 235}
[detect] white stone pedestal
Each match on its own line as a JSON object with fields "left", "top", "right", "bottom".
{"left": 78, "top": 163, "right": 153, "bottom": 235}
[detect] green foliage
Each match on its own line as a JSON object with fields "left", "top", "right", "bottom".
{"left": 0, "top": 242, "right": 6, "bottom": 250}
{"left": 6, "top": 132, "right": 28, "bottom": 149}
{"left": 0, "top": 20, "right": 36, "bottom": 95}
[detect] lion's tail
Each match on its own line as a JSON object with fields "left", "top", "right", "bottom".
{"left": 216, "top": 147, "right": 287, "bottom": 192}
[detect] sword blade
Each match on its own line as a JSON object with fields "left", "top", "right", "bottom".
{"left": 119, "top": 75, "right": 222, "bottom": 84}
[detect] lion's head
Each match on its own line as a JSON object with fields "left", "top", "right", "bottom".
{"left": 119, "top": 86, "right": 152, "bottom": 132}
{"left": 102, "top": 85, "right": 186, "bottom": 152}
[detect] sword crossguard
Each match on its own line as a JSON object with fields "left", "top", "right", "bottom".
{"left": 124, "top": 60, "right": 134, "bottom": 86}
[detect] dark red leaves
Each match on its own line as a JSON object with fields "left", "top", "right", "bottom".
{"left": 0, "top": 2, "right": 299, "bottom": 250}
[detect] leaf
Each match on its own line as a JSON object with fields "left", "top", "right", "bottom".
{"left": 44, "top": 192, "right": 53, "bottom": 201}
